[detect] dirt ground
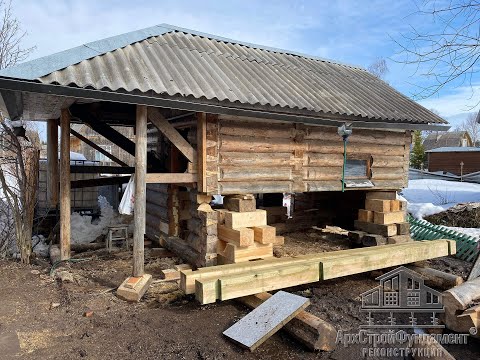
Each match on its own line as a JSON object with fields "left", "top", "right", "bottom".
{"left": 1, "top": 228, "right": 479, "bottom": 359}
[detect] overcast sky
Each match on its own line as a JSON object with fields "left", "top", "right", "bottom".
{"left": 11, "top": 0, "right": 480, "bottom": 132}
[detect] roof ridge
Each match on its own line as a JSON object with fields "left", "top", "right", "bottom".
{"left": 0, "top": 23, "right": 365, "bottom": 80}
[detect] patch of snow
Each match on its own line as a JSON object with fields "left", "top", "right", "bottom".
{"left": 71, "top": 196, "right": 115, "bottom": 244}
{"left": 401, "top": 179, "right": 480, "bottom": 219}
{"left": 446, "top": 227, "right": 480, "bottom": 241}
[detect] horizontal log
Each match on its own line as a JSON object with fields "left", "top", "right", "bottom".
{"left": 306, "top": 153, "right": 343, "bottom": 166}
{"left": 371, "top": 168, "right": 405, "bottom": 180}
{"left": 146, "top": 190, "right": 169, "bottom": 206}
{"left": 219, "top": 152, "right": 293, "bottom": 167}
{"left": 303, "top": 167, "right": 342, "bottom": 181}
{"left": 146, "top": 183, "right": 169, "bottom": 193}
{"left": 145, "top": 173, "right": 197, "bottom": 184}
{"left": 219, "top": 119, "right": 295, "bottom": 138}
{"left": 220, "top": 135, "right": 293, "bottom": 153}
{"left": 219, "top": 181, "right": 292, "bottom": 194}
{"left": 146, "top": 203, "right": 168, "bottom": 220}
{"left": 306, "top": 128, "right": 407, "bottom": 146}
{"left": 220, "top": 167, "right": 292, "bottom": 181}
{"left": 371, "top": 155, "right": 405, "bottom": 168}
{"left": 306, "top": 140, "right": 405, "bottom": 156}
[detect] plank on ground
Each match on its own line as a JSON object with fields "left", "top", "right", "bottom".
{"left": 223, "top": 291, "right": 310, "bottom": 351}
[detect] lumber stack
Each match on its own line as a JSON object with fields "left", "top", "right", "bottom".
{"left": 180, "top": 239, "right": 456, "bottom": 304}
{"left": 351, "top": 191, "right": 412, "bottom": 246}
{"left": 216, "top": 195, "right": 281, "bottom": 264}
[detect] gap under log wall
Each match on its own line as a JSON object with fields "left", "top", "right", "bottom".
{"left": 205, "top": 115, "right": 411, "bottom": 195}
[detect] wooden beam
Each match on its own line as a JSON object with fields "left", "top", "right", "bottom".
{"left": 147, "top": 107, "right": 197, "bottom": 162}
{"left": 59, "top": 109, "right": 71, "bottom": 261}
{"left": 70, "top": 165, "right": 134, "bottom": 174}
{"left": 46, "top": 118, "right": 59, "bottom": 207}
{"left": 196, "top": 113, "right": 207, "bottom": 192}
{"left": 70, "top": 175, "right": 130, "bottom": 189}
{"left": 133, "top": 105, "right": 147, "bottom": 277}
{"left": 145, "top": 173, "right": 197, "bottom": 184}
{"left": 70, "top": 128, "right": 128, "bottom": 167}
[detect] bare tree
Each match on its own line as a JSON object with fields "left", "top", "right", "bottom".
{"left": 0, "top": 0, "right": 34, "bottom": 69}
{"left": 460, "top": 112, "right": 480, "bottom": 145}
{"left": 368, "top": 58, "right": 389, "bottom": 80}
{"left": 395, "top": 1, "right": 480, "bottom": 100}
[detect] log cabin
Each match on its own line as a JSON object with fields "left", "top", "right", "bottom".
{"left": 0, "top": 24, "right": 453, "bottom": 301}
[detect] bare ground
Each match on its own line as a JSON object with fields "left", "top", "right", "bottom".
{"left": 1, "top": 228, "right": 479, "bottom": 359}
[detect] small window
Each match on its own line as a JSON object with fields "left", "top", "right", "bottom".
{"left": 345, "top": 159, "right": 369, "bottom": 178}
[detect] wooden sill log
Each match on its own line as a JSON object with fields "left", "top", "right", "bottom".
{"left": 237, "top": 292, "right": 337, "bottom": 352}
{"left": 408, "top": 265, "right": 464, "bottom": 291}
{"left": 442, "top": 277, "right": 480, "bottom": 333}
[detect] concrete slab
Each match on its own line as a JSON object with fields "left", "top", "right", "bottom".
{"left": 117, "top": 274, "right": 152, "bottom": 302}
{"left": 223, "top": 291, "right": 309, "bottom": 351}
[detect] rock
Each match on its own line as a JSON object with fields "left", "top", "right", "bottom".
{"left": 50, "top": 302, "right": 61, "bottom": 309}
{"left": 56, "top": 271, "right": 74, "bottom": 283}
{"left": 83, "top": 310, "right": 94, "bottom": 318}
{"left": 30, "top": 269, "right": 41, "bottom": 275}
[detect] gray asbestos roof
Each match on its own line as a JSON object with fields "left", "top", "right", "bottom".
{"left": 0, "top": 24, "right": 447, "bottom": 126}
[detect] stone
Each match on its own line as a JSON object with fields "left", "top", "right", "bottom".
{"left": 116, "top": 274, "right": 153, "bottom": 302}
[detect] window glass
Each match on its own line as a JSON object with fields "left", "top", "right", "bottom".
{"left": 345, "top": 159, "right": 367, "bottom": 178}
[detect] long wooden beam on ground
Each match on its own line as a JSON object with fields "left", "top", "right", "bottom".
{"left": 59, "top": 109, "right": 71, "bottom": 260}
{"left": 70, "top": 127, "right": 129, "bottom": 167}
{"left": 145, "top": 173, "right": 197, "bottom": 184}
{"left": 147, "top": 107, "right": 197, "bottom": 162}
{"left": 182, "top": 240, "right": 456, "bottom": 304}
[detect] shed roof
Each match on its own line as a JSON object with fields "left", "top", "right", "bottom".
{"left": 426, "top": 146, "right": 480, "bottom": 153}
{"left": 0, "top": 24, "right": 448, "bottom": 128}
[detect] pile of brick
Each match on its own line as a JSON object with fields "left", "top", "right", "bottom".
{"left": 216, "top": 195, "right": 284, "bottom": 264}
{"left": 350, "top": 191, "right": 411, "bottom": 247}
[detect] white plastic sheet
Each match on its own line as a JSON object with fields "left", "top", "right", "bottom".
{"left": 119, "top": 176, "right": 135, "bottom": 215}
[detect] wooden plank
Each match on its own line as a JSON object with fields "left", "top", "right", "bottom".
{"left": 252, "top": 225, "right": 276, "bottom": 244}
{"left": 219, "top": 241, "right": 273, "bottom": 263}
{"left": 145, "top": 173, "right": 197, "bottom": 184}
{"left": 224, "top": 210, "right": 267, "bottom": 229}
{"left": 70, "top": 127, "right": 129, "bottom": 167}
{"left": 223, "top": 195, "right": 256, "bottom": 212}
{"left": 217, "top": 225, "right": 254, "bottom": 247}
{"left": 365, "top": 191, "right": 397, "bottom": 200}
{"left": 354, "top": 220, "right": 397, "bottom": 236}
{"left": 217, "top": 263, "right": 319, "bottom": 302}
{"left": 47, "top": 118, "right": 59, "bottom": 207}
{"left": 373, "top": 211, "right": 405, "bottom": 225}
{"left": 59, "top": 109, "right": 71, "bottom": 261}
{"left": 148, "top": 107, "right": 196, "bottom": 162}
{"left": 223, "top": 291, "right": 310, "bottom": 351}
{"left": 365, "top": 199, "right": 391, "bottom": 213}
{"left": 133, "top": 105, "right": 147, "bottom": 277}
{"left": 197, "top": 113, "right": 207, "bottom": 192}
{"left": 321, "top": 240, "right": 453, "bottom": 280}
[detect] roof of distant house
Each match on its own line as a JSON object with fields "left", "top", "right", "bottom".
{"left": 426, "top": 146, "right": 480, "bottom": 153}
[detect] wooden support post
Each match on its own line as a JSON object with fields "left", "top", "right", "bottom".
{"left": 133, "top": 105, "right": 147, "bottom": 277}
{"left": 59, "top": 110, "right": 71, "bottom": 260}
{"left": 197, "top": 113, "right": 207, "bottom": 193}
{"left": 47, "top": 118, "right": 59, "bottom": 208}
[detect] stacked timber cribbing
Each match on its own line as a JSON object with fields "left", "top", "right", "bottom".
{"left": 409, "top": 216, "right": 479, "bottom": 262}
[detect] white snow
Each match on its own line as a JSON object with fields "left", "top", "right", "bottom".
{"left": 446, "top": 227, "right": 480, "bottom": 241}
{"left": 401, "top": 179, "right": 480, "bottom": 219}
{"left": 70, "top": 196, "right": 115, "bottom": 244}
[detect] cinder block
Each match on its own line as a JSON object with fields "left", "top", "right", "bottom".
{"left": 117, "top": 274, "right": 153, "bottom": 302}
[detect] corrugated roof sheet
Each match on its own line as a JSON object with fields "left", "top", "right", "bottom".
{"left": 0, "top": 24, "right": 447, "bottom": 126}
{"left": 423, "top": 131, "right": 471, "bottom": 150}
{"left": 427, "top": 146, "right": 480, "bottom": 153}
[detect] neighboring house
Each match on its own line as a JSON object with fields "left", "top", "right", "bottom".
{"left": 423, "top": 131, "right": 472, "bottom": 151}
{"left": 70, "top": 124, "right": 135, "bottom": 166}
{"left": 426, "top": 147, "right": 480, "bottom": 175}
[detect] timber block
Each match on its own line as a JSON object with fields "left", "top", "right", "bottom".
{"left": 224, "top": 196, "right": 256, "bottom": 212}
{"left": 387, "top": 235, "right": 412, "bottom": 244}
{"left": 396, "top": 222, "right": 411, "bottom": 235}
{"left": 161, "top": 269, "right": 181, "bottom": 280}
{"left": 354, "top": 220, "right": 397, "bottom": 237}
{"left": 117, "top": 274, "right": 153, "bottom": 302}
{"left": 224, "top": 210, "right": 267, "bottom": 229}
{"left": 390, "top": 200, "right": 400, "bottom": 212}
{"left": 348, "top": 231, "right": 366, "bottom": 245}
{"left": 373, "top": 211, "right": 406, "bottom": 225}
{"left": 365, "top": 199, "right": 391, "bottom": 213}
{"left": 358, "top": 209, "right": 373, "bottom": 222}
{"left": 252, "top": 225, "right": 276, "bottom": 244}
{"left": 365, "top": 191, "right": 397, "bottom": 200}
{"left": 399, "top": 200, "right": 407, "bottom": 211}
{"left": 218, "top": 225, "right": 254, "bottom": 247}
{"left": 362, "top": 234, "right": 387, "bottom": 247}
{"left": 174, "top": 264, "right": 193, "bottom": 271}
{"left": 218, "top": 240, "right": 273, "bottom": 263}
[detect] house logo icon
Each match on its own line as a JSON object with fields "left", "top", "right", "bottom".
{"left": 360, "top": 266, "right": 444, "bottom": 328}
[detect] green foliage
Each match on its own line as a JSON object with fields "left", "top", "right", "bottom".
{"left": 410, "top": 130, "right": 426, "bottom": 169}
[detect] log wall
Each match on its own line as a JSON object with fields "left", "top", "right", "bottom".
{"left": 205, "top": 115, "right": 411, "bottom": 195}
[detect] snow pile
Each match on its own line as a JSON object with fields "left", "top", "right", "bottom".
{"left": 69, "top": 151, "right": 87, "bottom": 161}
{"left": 401, "top": 179, "right": 480, "bottom": 219}
{"left": 446, "top": 227, "right": 480, "bottom": 241}
{"left": 71, "top": 196, "right": 115, "bottom": 244}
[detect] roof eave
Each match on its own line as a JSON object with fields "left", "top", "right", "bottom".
{"left": 0, "top": 76, "right": 450, "bottom": 131}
